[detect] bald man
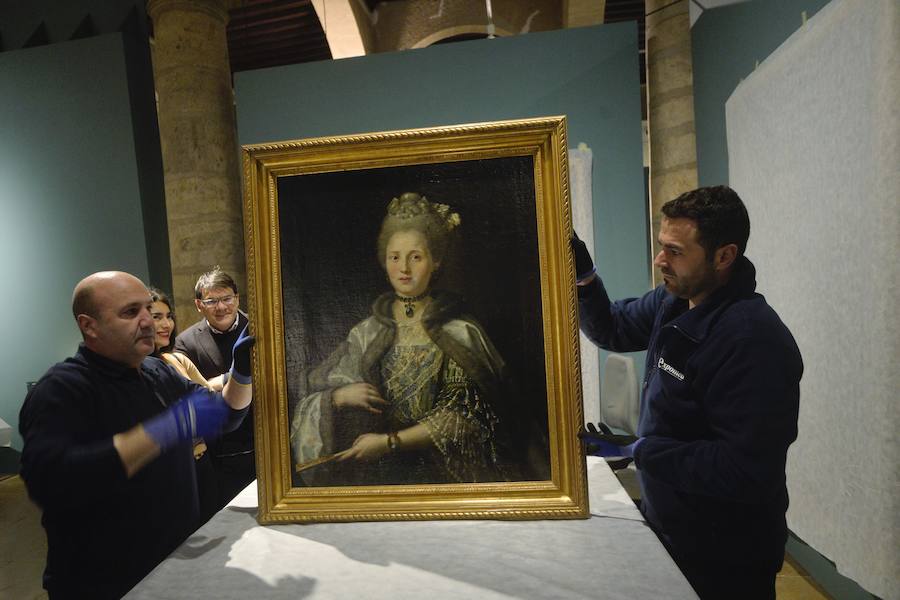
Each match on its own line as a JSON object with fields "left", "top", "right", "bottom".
{"left": 19, "top": 271, "right": 255, "bottom": 599}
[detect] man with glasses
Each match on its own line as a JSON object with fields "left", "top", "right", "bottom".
{"left": 175, "top": 266, "right": 255, "bottom": 508}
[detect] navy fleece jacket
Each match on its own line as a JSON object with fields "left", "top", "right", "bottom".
{"left": 579, "top": 256, "right": 802, "bottom": 568}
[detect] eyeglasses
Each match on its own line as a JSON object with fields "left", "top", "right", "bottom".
{"left": 199, "top": 295, "right": 236, "bottom": 308}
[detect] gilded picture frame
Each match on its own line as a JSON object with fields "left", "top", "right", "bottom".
{"left": 242, "top": 116, "right": 588, "bottom": 524}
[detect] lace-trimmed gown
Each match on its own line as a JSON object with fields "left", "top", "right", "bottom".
{"left": 290, "top": 291, "right": 512, "bottom": 486}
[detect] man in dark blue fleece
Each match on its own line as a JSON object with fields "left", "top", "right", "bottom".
{"left": 575, "top": 186, "right": 802, "bottom": 600}
{"left": 19, "top": 271, "right": 255, "bottom": 599}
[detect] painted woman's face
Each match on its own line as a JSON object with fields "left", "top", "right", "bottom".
{"left": 150, "top": 300, "right": 175, "bottom": 351}
{"left": 385, "top": 230, "right": 439, "bottom": 298}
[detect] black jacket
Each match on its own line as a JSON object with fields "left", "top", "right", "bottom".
{"left": 579, "top": 257, "right": 802, "bottom": 569}
{"left": 173, "top": 311, "right": 248, "bottom": 380}
{"left": 19, "top": 345, "right": 247, "bottom": 599}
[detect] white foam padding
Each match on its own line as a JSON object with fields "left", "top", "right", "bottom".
{"left": 570, "top": 146, "right": 601, "bottom": 426}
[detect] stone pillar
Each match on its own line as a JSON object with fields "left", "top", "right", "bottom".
{"left": 147, "top": 0, "right": 245, "bottom": 323}
{"left": 645, "top": 0, "right": 698, "bottom": 285}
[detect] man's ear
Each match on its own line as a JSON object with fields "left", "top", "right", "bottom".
{"left": 194, "top": 299, "right": 203, "bottom": 313}
{"left": 76, "top": 314, "right": 98, "bottom": 339}
{"left": 714, "top": 243, "right": 738, "bottom": 272}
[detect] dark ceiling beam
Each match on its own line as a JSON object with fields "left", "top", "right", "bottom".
{"left": 231, "top": 48, "right": 330, "bottom": 65}
{"left": 229, "top": 35, "right": 327, "bottom": 58}
{"left": 228, "top": 19, "right": 319, "bottom": 40}
{"left": 604, "top": 10, "right": 642, "bottom": 16}
{"left": 228, "top": 39, "right": 327, "bottom": 57}
{"left": 226, "top": 0, "right": 329, "bottom": 73}
{"left": 229, "top": 1, "right": 313, "bottom": 24}
{"left": 231, "top": 52, "right": 330, "bottom": 71}
{"left": 229, "top": 10, "right": 315, "bottom": 33}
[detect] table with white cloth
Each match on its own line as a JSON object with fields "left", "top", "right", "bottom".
{"left": 126, "top": 457, "right": 697, "bottom": 599}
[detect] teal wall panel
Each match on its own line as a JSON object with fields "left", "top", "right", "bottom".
{"left": 0, "top": 33, "right": 154, "bottom": 450}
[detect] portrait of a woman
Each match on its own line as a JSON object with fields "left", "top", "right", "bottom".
{"left": 289, "top": 192, "right": 517, "bottom": 486}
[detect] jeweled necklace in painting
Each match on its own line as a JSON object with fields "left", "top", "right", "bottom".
{"left": 395, "top": 292, "right": 428, "bottom": 318}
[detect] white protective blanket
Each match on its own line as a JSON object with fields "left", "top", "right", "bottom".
{"left": 725, "top": 1, "right": 899, "bottom": 597}
{"left": 126, "top": 460, "right": 697, "bottom": 600}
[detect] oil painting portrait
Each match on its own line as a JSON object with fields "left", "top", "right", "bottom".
{"left": 242, "top": 117, "right": 587, "bottom": 523}
{"left": 282, "top": 161, "right": 549, "bottom": 488}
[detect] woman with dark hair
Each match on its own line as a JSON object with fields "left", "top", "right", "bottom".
{"left": 290, "top": 192, "right": 516, "bottom": 486}
{"left": 149, "top": 288, "right": 225, "bottom": 391}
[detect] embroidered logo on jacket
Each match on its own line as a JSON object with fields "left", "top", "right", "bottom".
{"left": 658, "top": 357, "right": 685, "bottom": 381}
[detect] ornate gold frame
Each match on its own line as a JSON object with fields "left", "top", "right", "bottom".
{"left": 242, "top": 116, "right": 588, "bottom": 524}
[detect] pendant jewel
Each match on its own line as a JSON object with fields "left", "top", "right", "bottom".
{"left": 396, "top": 291, "right": 427, "bottom": 319}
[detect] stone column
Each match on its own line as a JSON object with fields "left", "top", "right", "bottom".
{"left": 645, "top": 0, "right": 698, "bottom": 285}
{"left": 147, "top": 0, "right": 245, "bottom": 323}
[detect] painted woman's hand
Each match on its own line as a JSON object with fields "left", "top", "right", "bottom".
{"left": 332, "top": 383, "right": 388, "bottom": 414}
{"left": 336, "top": 433, "right": 390, "bottom": 462}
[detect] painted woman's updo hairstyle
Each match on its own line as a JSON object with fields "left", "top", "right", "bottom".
{"left": 376, "top": 192, "right": 461, "bottom": 268}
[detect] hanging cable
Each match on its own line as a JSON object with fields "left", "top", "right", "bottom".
{"left": 486, "top": 0, "right": 496, "bottom": 39}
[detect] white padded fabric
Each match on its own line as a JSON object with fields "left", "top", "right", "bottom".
{"left": 570, "top": 146, "right": 601, "bottom": 426}
{"left": 725, "top": 1, "right": 899, "bottom": 596}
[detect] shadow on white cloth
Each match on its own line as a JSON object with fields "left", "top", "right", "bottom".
{"left": 127, "top": 458, "right": 695, "bottom": 600}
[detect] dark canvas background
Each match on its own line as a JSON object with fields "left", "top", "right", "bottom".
{"left": 278, "top": 155, "right": 550, "bottom": 481}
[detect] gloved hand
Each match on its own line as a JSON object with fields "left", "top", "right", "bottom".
{"left": 579, "top": 422, "right": 642, "bottom": 458}
{"left": 144, "top": 389, "right": 229, "bottom": 452}
{"left": 571, "top": 232, "right": 596, "bottom": 281}
{"left": 229, "top": 324, "right": 256, "bottom": 384}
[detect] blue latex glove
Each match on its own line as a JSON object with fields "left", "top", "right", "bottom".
{"left": 571, "top": 232, "right": 596, "bottom": 281}
{"left": 579, "top": 422, "right": 643, "bottom": 458}
{"left": 229, "top": 324, "right": 256, "bottom": 384}
{"left": 144, "top": 389, "right": 229, "bottom": 452}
